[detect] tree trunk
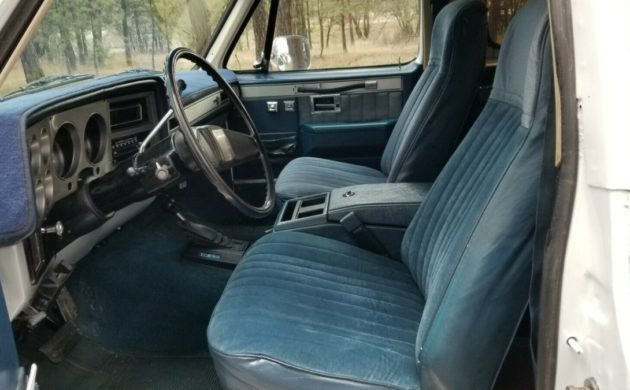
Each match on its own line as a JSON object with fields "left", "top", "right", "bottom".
{"left": 348, "top": 13, "right": 354, "bottom": 44}
{"left": 20, "top": 44, "right": 44, "bottom": 82}
{"left": 317, "top": 0, "right": 324, "bottom": 56}
{"left": 150, "top": 0, "right": 156, "bottom": 69}
{"left": 58, "top": 24, "right": 77, "bottom": 73}
{"left": 277, "top": 0, "right": 293, "bottom": 36}
{"left": 340, "top": 14, "right": 347, "bottom": 53}
{"left": 252, "top": 1, "right": 267, "bottom": 61}
{"left": 80, "top": 29, "right": 89, "bottom": 62}
{"left": 351, "top": 15, "right": 363, "bottom": 39}
{"left": 325, "top": 17, "right": 334, "bottom": 48}
{"left": 296, "top": 1, "right": 307, "bottom": 37}
{"left": 363, "top": 12, "right": 370, "bottom": 38}
{"left": 133, "top": 8, "right": 146, "bottom": 52}
{"left": 305, "top": 0, "right": 312, "bottom": 43}
{"left": 75, "top": 29, "right": 87, "bottom": 65}
{"left": 90, "top": 9, "right": 104, "bottom": 71}
{"left": 121, "top": 0, "right": 133, "bottom": 66}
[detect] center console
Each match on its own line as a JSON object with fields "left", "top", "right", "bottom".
{"left": 274, "top": 183, "right": 431, "bottom": 259}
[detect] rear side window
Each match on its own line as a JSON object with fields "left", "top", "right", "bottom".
{"left": 487, "top": 0, "right": 528, "bottom": 44}
{"left": 228, "top": 0, "right": 421, "bottom": 72}
{"left": 486, "top": 0, "right": 528, "bottom": 59}
{"left": 438, "top": 0, "right": 528, "bottom": 62}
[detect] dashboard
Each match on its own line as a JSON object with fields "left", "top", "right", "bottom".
{"left": 21, "top": 81, "right": 164, "bottom": 286}
{"left": 0, "top": 69, "right": 238, "bottom": 319}
{"left": 26, "top": 91, "right": 159, "bottom": 221}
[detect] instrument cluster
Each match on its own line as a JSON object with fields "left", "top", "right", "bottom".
{"left": 27, "top": 100, "right": 114, "bottom": 220}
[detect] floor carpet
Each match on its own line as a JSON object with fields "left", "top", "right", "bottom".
{"left": 21, "top": 327, "right": 220, "bottom": 390}
{"left": 18, "top": 196, "right": 263, "bottom": 389}
{"left": 65, "top": 202, "right": 234, "bottom": 354}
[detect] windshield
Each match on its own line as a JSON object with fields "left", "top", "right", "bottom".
{"left": 0, "top": 0, "right": 232, "bottom": 98}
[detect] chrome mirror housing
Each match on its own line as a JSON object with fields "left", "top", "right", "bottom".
{"left": 270, "top": 35, "right": 311, "bottom": 71}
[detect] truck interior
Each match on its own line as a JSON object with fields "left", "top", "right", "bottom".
{"left": 0, "top": 0, "right": 578, "bottom": 388}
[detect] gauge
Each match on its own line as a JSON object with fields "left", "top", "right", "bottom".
{"left": 52, "top": 124, "right": 79, "bottom": 179}
{"left": 84, "top": 114, "right": 107, "bottom": 164}
{"left": 29, "top": 135, "right": 41, "bottom": 177}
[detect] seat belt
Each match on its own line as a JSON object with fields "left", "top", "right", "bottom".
{"left": 340, "top": 212, "right": 390, "bottom": 256}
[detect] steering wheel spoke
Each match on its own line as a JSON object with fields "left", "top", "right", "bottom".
{"left": 194, "top": 125, "right": 260, "bottom": 171}
{"left": 164, "top": 48, "right": 275, "bottom": 218}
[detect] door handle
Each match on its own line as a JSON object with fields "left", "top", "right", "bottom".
{"left": 297, "top": 80, "right": 377, "bottom": 94}
{"left": 311, "top": 94, "right": 340, "bottom": 113}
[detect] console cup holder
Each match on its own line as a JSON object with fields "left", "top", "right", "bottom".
{"left": 277, "top": 193, "right": 329, "bottom": 228}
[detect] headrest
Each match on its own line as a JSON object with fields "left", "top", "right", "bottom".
{"left": 428, "top": 0, "right": 486, "bottom": 65}
{"left": 490, "top": 0, "right": 550, "bottom": 127}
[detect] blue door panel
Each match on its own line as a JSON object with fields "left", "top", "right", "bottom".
{"left": 243, "top": 99, "right": 299, "bottom": 157}
{"left": 235, "top": 62, "right": 423, "bottom": 168}
{"left": 301, "top": 120, "right": 396, "bottom": 168}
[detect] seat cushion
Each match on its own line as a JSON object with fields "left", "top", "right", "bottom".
{"left": 208, "top": 232, "right": 424, "bottom": 389}
{"left": 275, "top": 157, "right": 386, "bottom": 200}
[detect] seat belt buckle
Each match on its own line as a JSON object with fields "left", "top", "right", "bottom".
{"left": 340, "top": 211, "right": 363, "bottom": 233}
{"left": 340, "top": 212, "right": 388, "bottom": 256}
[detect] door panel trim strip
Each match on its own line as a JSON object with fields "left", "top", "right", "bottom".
{"left": 241, "top": 77, "right": 402, "bottom": 99}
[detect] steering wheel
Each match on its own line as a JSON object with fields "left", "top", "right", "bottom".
{"left": 164, "top": 48, "right": 275, "bottom": 218}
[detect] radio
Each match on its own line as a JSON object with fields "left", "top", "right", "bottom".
{"left": 112, "top": 135, "right": 143, "bottom": 164}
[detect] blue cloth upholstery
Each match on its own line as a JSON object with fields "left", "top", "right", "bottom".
{"left": 273, "top": 157, "right": 385, "bottom": 199}
{"left": 208, "top": 0, "right": 551, "bottom": 388}
{"left": 208, "top": 232, "right": 424, "bottom": 389}
{"left": 275, "top": 0, "right": 487, "bottom": 200}
{"left": 405, "top": 1, "right": 551, "bottom": 386}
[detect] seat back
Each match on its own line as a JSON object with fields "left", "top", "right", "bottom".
{"left": 401, "top": 0, "right": 551, "bottom": 387}
{"left": 381, "top": 0, "right": 487, "bottom": 183}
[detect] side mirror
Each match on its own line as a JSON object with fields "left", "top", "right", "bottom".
{"left": 270, "top": 35, "right": 311, "bottom": 71}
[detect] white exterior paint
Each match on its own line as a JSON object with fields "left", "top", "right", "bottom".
{"left": 555, "top": 0, "right": 630, "bottom": 388}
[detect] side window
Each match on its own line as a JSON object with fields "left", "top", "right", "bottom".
{"left": 227, "top": 1, "right": 269, "bottom": 70}
{"left": 228, "top": 0, "right": 421, "bottom": 72}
